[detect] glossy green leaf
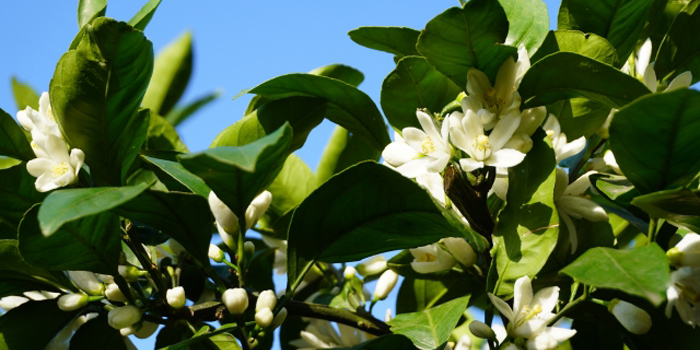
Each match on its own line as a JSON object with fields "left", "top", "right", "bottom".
{"left": 609, "top": 89, "right": 700, "bottom": 194}
{"left": 266, "top": 154, "right": 317, "bottom": 216}
{"left": 561, "top": 244, "right": 670, "bottom": 306}
{"left": 147, "top": 110, "right": 189, "bottom": 152}
{"left": 655, "top": 0, "right": 700, "bottom": 84}
{"left": 180, "top": 124, "right": 292, "bottom": 222}
{"left": 77, "top": 0, "right": 107, "bottom": 28}
{"left": 142, "top": 155, "right": 210, "bottom": 197}
{"left": 248, "top": 73, "right": 390, "bottom": 150}
{"left": 531, "top": 30, "right": 620, "bottom": 65}
{"left": 0, "top": 157, "right": 21, "bottom": 170}
{"left": 558, "top": 0, "right": 657, "bottom": 61}
{"left": 0, "top": 240, "right": 70, "bottom": 290}
{"left": 388, "top": 296, "right": 469, "bottom": 350}
{"left": 128, "top": 0, "right": 162, "bottom": 31}
{"left": 0, "top": 108, "right": 34, "bottom": 161}
{"left": 38, "top": 183, "right": 151, "bottom": 236}
{"left": 315, "top": 126, "right": 381, "bottom": 185}
{"left": 165, "top": 91, "right": 220, "bottom": 127}
{"left": 498, "top": 0, "right": 549, "bottom": 56}
{"left": 19, "top": 206, "right": 121, "bottom": 274}
{"left": 11, "top": 77, "right": 40, "bottom": 111}
{"left": 493, "top": 131, "right": 559, "bottom": 296}
{"left": 0, "top": 165, "right": 46, "bottom": 232}
{"left": 308, "top": 64, "right": 365, "bottom": 87}
{"left": 287, "top": 162, "right": 476, "bottom": 292}
{"left": 142, "top": 30, "right": 192, "bottom": 116}
{"left": 114, "top": 190, "right": 213, "bottom": 264}
{"left": 632, "top": 188, "right": 700, "bottom": 230}
{"left": 546, "top": 97, "right": 611, "bottom": 139}
{"left": 519, "top": 52, "right": 650, "bottom": 109}
{"left": 348, "top": 27, "right": 421, "bottom": 58}
{"left": 416, "top": 0, "right": 517, "bottom": 88}
{"left": 70, "top": 313, "right": 127, "bottom": 350}
{"left": 0, "top": 300, "right": 82, "bottom": 350}
{"left": 381, "top": 56, "right": 462, "bottom": 131}
{"left": 50, "top": 17, "right": 154, "bottom": 186}
{"left": 397, "top": 278, "right": 476, "bottom": 314}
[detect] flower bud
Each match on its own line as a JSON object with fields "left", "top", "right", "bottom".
{"left": 255, "top": 307, "right": 274, "bottom": 328}
{"left": 134, "top": 321, "right": 159, "bottom": 339}
{"left": 67, "top": 271, "right": 104, "bottom": 295}
{"left": 208, "top": 244, "right": 225, "bottom": 263}
{"left": 454, "top": 335, "right": 472, "bottom": 350}
{"left": 469, "top": 320, "right": 496, "bottom": 339}
{"left": 271, "top": 307, "right": 288, "bottom": 330}
{"left": 356, "top": 255, "right": 387, "bottom": 276}
{"left": 245, "top": 191, "right": 272, "bottom": 230}
{"left": 166, "top": 287, "right": 186, "bottom": 309}
{"left": 222, "top": 288, "right": 249, "bottom": 315}
{"left": 373, "top": 270, "right": 399, "bottom": 301}
{"left": 105, "top": 283, "right": 128, "bottom": 302}
{"left": 608, "top": 299, "right": 652, "bottom": 335}
{"left": 209, "top": 191, "right": 240, "bottom": 234}
{"left": 515, "top": 106, "right": 546, "bottom": 136}
{"left": 244, "top": 241, "right": 256, "bottom": 256}
{"left": 57, "top": 293, "right": 88, "bottom": 311}
{"left": 118, "top": 265, "right": 142, "bottom": 283}
{"left": 108, "top": 305, "right": 142, "bottom": 330}
{"left": 344, "top": 266, "right": 357, "bottom": 279}
{"left": 669, "top": 233, "right": 700, "bottom": 267}
{"left": 256, "top": 290, "right": 277, "bottom": 312}
{"left": 442, "top": 238, "right": 477, "bottom": 268}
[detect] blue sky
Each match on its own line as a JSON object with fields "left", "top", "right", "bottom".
{"left": 0, "top": 1, "right": 562, "bottom": 349}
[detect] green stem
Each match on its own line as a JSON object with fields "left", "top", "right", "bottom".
{"left": 122, "top": 225, "right": 168, "bottom": 300}
{"left": 648, "top": 218, "right": 658, "bottom": 245}
{"left": 237, "top": 315, "right": 252, "bottom": 350}
{"left": 548, "top": 288, "right": 589, "bottom": 326}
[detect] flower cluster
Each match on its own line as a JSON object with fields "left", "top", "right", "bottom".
{"left": 666, "top": 233, "right": 700, "bottom": 327}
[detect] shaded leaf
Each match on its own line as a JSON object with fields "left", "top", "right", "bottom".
{"left": 0, "top": 107, "right": 34, "bottom": 161}
{"left": 0, "top": 240, "right": 70, "bottom": 290}
{"left": 147, "top": 110, "right": 189, "bottom": 152}
{"left": 632, "top": 188, "right": 700, "bottom": 231}
{"left": 70, "top": 313, "right": 127, "bottom": 350}
{"left": 142, "top": 30, "right": 192, "bottom": 116}
{"left": 348, "top": 27, "right": 421, "bottom": 58}
{"left": 656, "top": 0, "right": 700, "bottom": 84}
{"left": 0, "top": 165, "right": 46, "bottom": 232}
{"left": 0, "top": 300, "right": 82, "bottom": 350}
{"left": 316, "top": 126, "right": 380, "bottom": 185}
{"left": 388, "top": 296, "right": 469, "bottom": 350}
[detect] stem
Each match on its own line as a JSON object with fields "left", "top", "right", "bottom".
{"left": 122, "top": 225, "right": 168, "bottom": 300}
{"left": 444, "top": 165, "right": 495, "bottom": 246}
{"left": 548, "top": 286, "right": 590, "bottom": 326}
{"left": 648, "top": 218, "right": 658, "bottom": 245}
{"left": 283, "top": 299, "right": 391, "bottom": 336}
{"left": 236, "top": 221, "right": 247, "bottom": 287}
{"left": 237, "top": 315, "right": 252, "bottom": 350}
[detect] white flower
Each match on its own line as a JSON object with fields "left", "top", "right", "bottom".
{"left": 222, "top": 288, "right": 249, "bottom": 315}
{"left": 416, "top": 172, "right": 448, "bottom": 206}
{"left": 488, "top": 276, "right": 575, "bottom": 343}
{"left": 262, "top": 235, "right": 288, "bottom": 275}
{"left": 17, "top": 92, "right": 63, "bottom": 158}
{"left": 255, "top": 307, "right": 274, "bottom": 328}
{"left": 543, "top": 115, "right": 586, "bottom": 164}
{"left": 166, "top": 287, "right": 186, "bottom": 309}
{"left": 57, "top": 293, "right": 88, "bottom": 311}
{"left": 442, "top": 237, "right": 476, "bottom": 267}
{"left": 454, "top": 335, "right": 472, "bottom": 350}
{"left": 409, "top": 243, "right": 456, "bottom": 274}
{"left": 256, "top": 290, "right": 277, "bottom": 312}
{"left": 555, "top": 169, "right": 608, "bottom": 252}
{"left": 289, "top": 319, "right": 372, "bottom": 349}
{"left": 603, "top": 150, "right": 623, "bottom": 175}
{"left": 373, "top": 270, "right": 399, "bottom": 301}
{"left": 67, "top": 271, "right": 104, "bottom": 296}
{"left": 608, "top": 299, "right": 652, "bottom": 334}
{"left": 105, "top": 283, "right": 128, "bottom": 302}
{"left": 108, "top": 305, "right": 142, "bottom": 330}
{"left": 382, "top": 110, "right": 451, "bottom": 178}
{"left": 462, "top": 57, "right": 520, "bottom": 128}
{"left": 208, "top": 244, "right": 225, "bottom": 262}
{"left": 25, "top": 134, "right": 84, "bottom": 192}
{"left": 356, "top": 255, "right": 387, "bottom": 276}
{"left": 449, "top": 109, "right": 525, "bottom": 172}
{"left": 624, "top": 38, "right": 693, "bottom": 92}
{"left": 666, "top": 266, "right": 700, "bottom": 326}
{"left": 0, "top": 296, "right": 29, "bottom": 311}
{"left": 668, "top": 233, "right": 700, "bottom": 267}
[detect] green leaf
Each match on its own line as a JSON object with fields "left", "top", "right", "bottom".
{"left": 498, "top": 0, "right": 549, "bottom": 56}
{"left": 19, "top": 206, "right": 121, "bottom": 274}
{"left": 308, "top": 64, "right": 365, "bottom": 87}
{"left": 180, "top": 124, "right": 292, "bottom": 222}
{"left": 493, "top": 131, "right": 559, "bottom": 296}
{"left": 248, "top": 73, "right": 390, "bottom": 150}
{"left": 165, "top": 91, "right": 220, "bottom": 127}
{"left": 397, "top": 277, "right": 476, "bottom": 314}
{"left": 266, "top": 154, "right": 317, "bottom": 216}
{"left": 287, "top": 162, "right": 478, "bottom": 292}
{"left": 561, "top": 244, "right": 670, "bottom": 306}
{"left": 11, "top": 77, "right": 40, "bottom": 111}
{"left": 147, "top": 110, "right": 189, "bottom": 152}
{"left": 416, "top": 0, "right": 517, "bottom": 88}
{"left": 519, "top": 52, "right": 650, "bottom": 109}
{"left": 632, "top": 188, "right": 700, "bottom": 230}
{"left": 78, "top": 0, "right": 107, "bottom": 28}
{"left": 558, "top": 0, "right": 657, "bottom": 61}
{"left": 546, "top": 98, "right": 612, "bottom": 139}
{"left": 531, "top": 30, "right": 620, "bottom": 65}
{"left": 142, "top": 30, "right": 192, "bottom": 116}
{"left": 50, "top": 17, "right": 154, "bottom": 186}
{"left": 381, "top": 56, "right": 462, "bottom": 131}
{"left": 69, "top": 313, "right": 127, "bottom": 350}
{"left": 0, "top": 240, "right": 70, "bottom": 290}
{"left": 128, "top": 0, "right": 162, "bottom": 31}
{"left": 388, "top": 296, "right": 469, "bottom": 350}
{"left": 0, "top": 300, "right": 82, "bottom": 350}
{"left": 348, "top": 27, "right": 421, "bottom": 58}
{"left": 113, "top": 190, "right": 213, "bottom": 264}
{"left": 212, "top": 96, "right": 326, "bottom": 153}
{"left": 315, "top": 126, "right": 381, "bottom": 185}
{"left": 0, "top": 108, "right": 34, "bottom": 161}
{"left": 0, "top": 164, "right": 46, "bottom": 232}
{"left": 656, "top": 0, "right": 700, "bottom": 84}
{"left": 38, "top": 183, "right": 151, "bottom": 236}
{"left": 609, "top": 89, "right": 700, "bottom": 194}
{"left": 142, "top": 155, "right": 210, "bottom": 197}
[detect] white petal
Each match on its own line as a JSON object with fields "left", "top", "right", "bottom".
{"left": 495, "top": 56, "right": 516, "bottom": 109}
{"left": 426, "top": 154, "right": 450, "bottom": 173}
{"left": 39, "top": 92, "right": 51, "bottom": 117}
{"left": 395, "top": 158, "right": 431, "bottom": 178}
{"left": 513, "top": 318, "right": 548, "bottom": 339}
{"left": 484, "top": 149, "right": 526, "bottom": 169}
{"left": 450, "top": 125, "right": 473, "bottom": 155}
{"left": 467, "top": 68, "right": 492, "bottom": 99}
{"left": 556, "top": 136, "right": 586, "bottom": 163}
{"left": 559, "top": 211, "right": 578, "bottom": 253}
{"left": 69, "top": 149, "right": 85, "bottom": 176}
{"left": 463, "top": 109, "right": 485, "bottom": 141}
{"left": 531, "top": 286, "right": 560, "bottom": 314}
{"left": 489, "top": 113, "right": 521, "bottom": 151}
{"left": 402, "top": 128, "right": 428, "bottom": 151}
{"left": 559, "top": 196, "right": 608, "bottom": 222}
{"left": 543, "top": 114, "right": 560, "bottom": 136}
{"left": 35, "top": 173, "right": 60, "bottom": 192}
{"left": 643, "top": 65, "right": 658, "bottom": 92}
{"left": 665, "top": 71, "right": 693, "bottom": 92}
{"left": 544, "top": 326, "right": 577, "bottom": 341}
{"left": 636, "top": 39, "right": 652, "bottom": 78}
{"left": 488, "top": 293, "right": 515, "bottom": 322}
{"left": 459, "top": 158, "right": 484, "bottom": 172}
{"left": 513, "top": 276, "right": 533, "bottom": 316}
{"left": 382, "top": 142, "right": 419, "bottom": 167}
{"left": 417, "top": 111, "right": 443, "bottom": 144}
{"left": 45, "top": 134, "right": 70, "bottom": 162}
{"left": 564, "top": 171, "right": 594, "bottom": 196}
{"left": 26, "top": 158, "right": 53, "bottom": 177}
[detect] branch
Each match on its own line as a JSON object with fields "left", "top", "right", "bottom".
{"left": 444, "top": 165, "right": 495, "bottom": 245}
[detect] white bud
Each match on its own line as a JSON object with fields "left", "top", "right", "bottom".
{"left": 344, "top": 266, "right": 357, "bottom": 279}
{"left": 108, "top": 305, "right": 142, "bottom": 330}
{"left": 609, "top": 299, "right": 652, "bottom": 335}
{"left": 245, "top": 191, "right": 272, "bottom": 230}
{"left": 469, "top": 320, "right": 495, "bottom": 339}
{"left": 503, "top": 133, "right": 533, "bottom": 153}
{"left": 271, "top": 307, "right": 288, "bottom": 329}
{"left": 454, "top": 335, "right": 472, "bottom": 350}
{"left": 57, "top": 293, "right": 88, "bottom": 311}
{"left": 208, "top": 244, "right": 225, "bottom": 262}
{"left": 217, "top": 222, "right": 237, "bottom": 250}
{"left": 256, "top": 290, "right": 277, "bottom": 312}
{"left": 255, "top": 307, "right": 274, "bottom": 328}
{"left": 373, "top": 270, "right": 399, "bottom": 301}
{"left": 222, "top": 288, "right": 249, "bottom": 315}
{"left": 0, "top": 296, "right": 29, "bottom": 311}
{"left": 209, "top": 191, "right": 240, "bottom": 234}
{"left": 134, "top": 321, "right": 159, "bottom": 339}
{"left": 120, "top": 326, "right": 136, "bottom": 336}
{"left": 67, "top": 271, "right": 104, "bottom": 295}
{"left": 356, "top": 255, "right": 387, "bottom": 276}
{"left": 166, "top": 287, "right": 186, "bottom": 309}
{"left": 444, "top": 341, "right": 455, "bottom": 350}
{"left": 442, "top": 238, "right": 477, "bottom": 267}
{"left": 105, "top": 283, "right": 128, "bottom": 302}
{"left": 385, "top": 308, "right": 393, "bottom": 322}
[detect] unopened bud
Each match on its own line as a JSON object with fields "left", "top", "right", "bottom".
{"left": 222, "top": 288, "right": 249, "bottom": 315}
{"left": 609, "top": 299, "right": 652, "bottom": 335}
{"left": 108, "top": 305, "right": 142, "bottom": 330}
{"left": 118, "top": 265, "right": 142, "bottom": 283}
{"left": 255, "top": 307, "right": 274, "bottom": 328}
{"left": 442, "top": 238, "right": 477, "bottom": 267}
{"left": 105, "top": 283, "right": 128, "bottom": 302}
{"left": 208, "top": 244, "right": 225, "bottom": 263}
{"left": 166, "top": 287, "right": 186, "bottom": 309}
{"left": 503, "top": 133, "right": 533, "bottom": 153}
{"left": 67, "top": 271, "right": 104, "bottom": 295}
{"left": 356, "top": 255, "right": 387, "bottom": 276}
{"left": 469, "top": 320, "right": 495, "bottom": 339}
{"left": 57, "top": 293, "right": 88, "bottom": 311}
{"left": 244, "top": 241, "right": 256, "bottom": 257}
{"left": 373, "top": 270, "right": 399, "bottom": 301}
{"left": 245, "top": 191, "right": 272, "bottom": 230}
{"left": 209, "top": 191, "right": 240, "bottom": 234}
{"left": 516, "top": 107, "right": 546, "bottom": 136}
{"left": 256, "top": 290, "right": 277, "bottom": 312}
{"left": 344, "top": 266, "right": 357, "bottom": 279}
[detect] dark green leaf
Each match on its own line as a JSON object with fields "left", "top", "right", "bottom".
{"left": 519, "top": 52, "right": 650, "bottom": 109}
{"left": 165, "top": 91, "right": 220, "bottom": 127}
{"left": 609, "top": 89, "right": 700, "bottom": 194}
{"left": 0, "top": 240, "right": 70, "bottom": 289}
{"left": 11, "top": 77, "right": 40, "bottom": 111}
{"left": 38, "top": 183, "right": 150, "bottom": 236}
{"left": 50, "top": 17, "right": 154, "bottom": 186}
{"left": 632, "top": 188, "right": 700, "bottom": 230}
{"left": 348, "top": 27, "right": 421, "bottom": 58}
{"left": 416, "top": 0, "right": 517, "bottom": 88}
{"left": 0, "top": 300, "right": 82, "bottom": 350}
{"left": 128, "top": 0, "right": 162, "bottom": 31}
{"left": 248, "top": 73, "right": 390, "bottom": 150}
{"left": 70, "top": 313, "right": 127, "bottom": 350}
{"left": 308, "top": 64, "right": 365, "bottom": 87}
{"left": 655, "top": 0, "right": 700, "bottom": 84}
{"left": 493, "top": 131, "right": 559, "bottom": 296}
{"left": 498, "top": 0, "right": 549, "bottom": 56}
{"left": 381, "top": 56, "right": 462, "bottom": 131}
{"left": 78, "top": 0, "right": 107, "bottom": 28}
{"left": 0, "top": 165, "right": 46, "bottom": 231}
{"left": 0, "top": 108, "right": 34, "bottom": 161}
{"left": 267, "top": 154, "right": 317, "bottom": 216}
{"left": 531, "top": 30, "right": 619, "bottom": 65}
{"left": 180, "top": 124, "right": 292, "bottom": 221}
{"left": 315, "top": 126, "right": 381, "bottom": 185}
{"left": 142, "top": 155, "right": 210, "bottom": 197}
{"left": 142, "top": 30, "right": 192, "bottom": 116}
{"left": 546, "top": 98, "right": 611, "bottom": 139}
{"left": 397, "top": 277, "right": 476, "bottom": 314}
{"left": 147, "top": 110, "right": 189, "bottom": 152}
{"left": 561, "top": 244, "right": 670, "bottom": 305}
{"left": 19, "top": 206, "right": 121, "bottom": 274}
{"left": 388, "top": 296, "right": 469, "bottom": 350}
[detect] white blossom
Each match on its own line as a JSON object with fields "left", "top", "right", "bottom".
{"left": 25, "top": 134, "right": 84, "bottom": 192}
{"left": 416, "top": 172, "right": 448, "bottom": 207}
{"left": 289, "top": 319, "right": 373, "bottom": 349}
{"left": 105, "top": 283, "right": 128, "bottom": 302}
{"left": 256, "top": 290, "right": 277, "bottom": 312}
{"left": 108, "top": 305, "right": 142, "bottom": 330}
{"left": 555, "top": 169, "right": 608, "bottom": 252}
{"left": 609, "top": 299, "right": 652, "bottom": 334}
{"left": 245, "top": 190, "right": 272, "bottom": 230}
{"left": 442, "top": 237, "right": 476, "bottom": 267}
{"left": 454, "top": 334, "right": 472, "bottom": 350}
{"left": 356, "top": 255, "right": 387, "bottom": 276}
{"left": 666, "top": 266, "right": 700, "bottom": 327}
{"left": 462, "top": 57, "right": 520, "bottom": 129}
{"left": 668, "top": 233, "right": 700, "bottom": 267}
{"left": 543, "top": 114, "right": 586, "bottom": 165}
{"left": 222, "top": 288, "right": 249, "bottom": 315}
{"left": 624, "top": 38, "right": 693, "bottom": 92}
{"left": 410, "top": 243, "right": 456, "bottom": 274}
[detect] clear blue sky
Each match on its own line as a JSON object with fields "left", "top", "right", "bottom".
{"left": 0, "top": 1, "right": 561, "bottom": 349}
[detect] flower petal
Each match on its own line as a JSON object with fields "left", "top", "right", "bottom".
{"left": 26, "top": 158, "right": 53, "bottom": 177}
{"left": 402, "top": 127, "right": 428, "bottom": 151}
{"left": 417, "top": 111, "right": 442, "bottom": 144}
{"left": 395, "top": 158, "right": 431, "bottom": 178}
{"left": 489, "top": 112, "right": 521, "bottom": 151}
{"left": 636, "top": 39, "right": 652, "bottom": 78}
{"left": 531, "top": 286, "right": 560, "bottom": 315}
{"left": 544, "top": 326, "right": 577, "bottom": 342}
{"left": 382, "top": 142, "right": 419, "bottom": 167}
{"left": 513, "top": 276, "right": 533, "bottom": 316}
{"left": 556, "top": 136, "right": 586, "bottom": 163}
{"left": 466, "top": 68, "right": 492, "bottom": 99}
{"left": 459, "top": 158, "right": 484, "bottom": 172}
{"left": 488, "top": 293, "right": 515, "bottom": 322}
{"left": 484, "top": 149, "right": 526, "bottom": 169}
{"left": 665, "top": 71, "right": 693, "bottom": 92}
{"left": 558, "top": 196, "right": 608, "bottom": 222}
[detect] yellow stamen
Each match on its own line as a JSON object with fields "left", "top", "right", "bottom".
{"left": 418, "top": 253, "right": 437, "bottom": 263}
{"left": 51, "top": 162, "right": 70, "bottom": 178}
{"left": 522, "top": 305, "right": 543, "bottom": 320}
{"left": 476, "top": 135, "right": 490, "bottom": 151}
{"left": 421, "top": 137, "right": 436, "bottom": 154}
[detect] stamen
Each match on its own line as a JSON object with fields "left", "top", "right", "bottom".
{"left": 421, "top": 137, "right": 436, "bottom": 154}
{"left": 51, "top": 162, "right": 70, "bottom": 178}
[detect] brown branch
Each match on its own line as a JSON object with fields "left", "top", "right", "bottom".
{"left": 444, "top": 165, "right": 495, "bottom": 245}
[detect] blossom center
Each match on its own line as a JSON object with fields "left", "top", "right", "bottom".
{"left": 473, "top": 135, "right": 491, "bottom": 160}
{"left": 51, "top": 162, "right": 70, "bottom": 178}
{"left": 416, "top": 253, "right": 437, "bottom": 263}
{"left": 421, "top": 136, "right": 436, "bottom": 154}
{"left": 522, "top": 305, "right": 543, "bottom": 321}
